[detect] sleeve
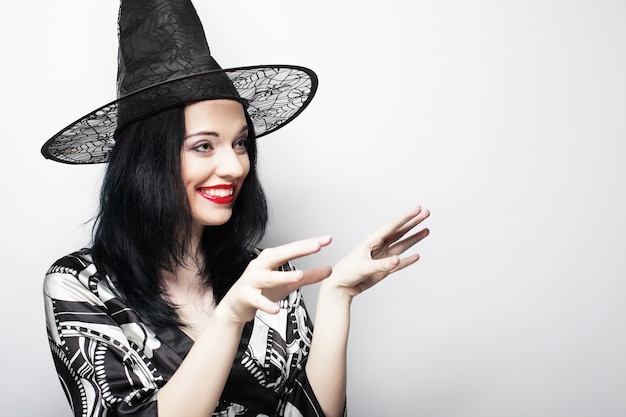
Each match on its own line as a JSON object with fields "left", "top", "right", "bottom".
{"left": 276, "top": 285, "right": 346, "bottom": 416}
{"left": 275, "top": 288, "right": 326, "bottom": 417}
{"left": 43, "top": 257, "right": 161, "bottom": 417}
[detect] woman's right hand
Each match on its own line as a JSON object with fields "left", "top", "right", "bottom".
{"left": 215, "top": 236, "right": 333, "bottom": 325}
{"left": 159, "top": 238, "right": 331, "bottom": 417}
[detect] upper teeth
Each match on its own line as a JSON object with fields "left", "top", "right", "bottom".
{"left": 203, "top": 188, "right": 233, "bottom": 197}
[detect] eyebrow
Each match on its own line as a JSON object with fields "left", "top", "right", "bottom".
{"left": 184, "top": 125, "right": 249, "bottom": 140}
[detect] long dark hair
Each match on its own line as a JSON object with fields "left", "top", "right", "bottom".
{"left": 91, "top": 104, "right": 268, "bottom": 327}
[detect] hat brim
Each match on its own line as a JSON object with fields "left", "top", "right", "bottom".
{"left": 41, "top": 65, "right": 318, "bottom": 164}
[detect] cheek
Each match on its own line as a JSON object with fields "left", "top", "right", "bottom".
{"left": 237, "top": 155, "right": 251, "bottom": 193}
{"left": 180, "top": 153, "right": 206, "bottom": 185}
{"left": 180, "top": 163, "right": 203, "bottom": 205}
{"left": 242, "top": 155, "right": 251, "bottom": 179}
{"left": 180, "top": 153, "right": 190, "bottom": 185}
{"left": 234, "top": 150, "right": 250, "bottom": 176}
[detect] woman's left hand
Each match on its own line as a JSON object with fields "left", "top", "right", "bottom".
{"left": 327, "top": 206, "right": 430, "bottom": 299}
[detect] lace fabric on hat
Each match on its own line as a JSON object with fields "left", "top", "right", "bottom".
{"left": 43, "top": 66, "right": 316, "bottom": 164}
{"left": 41, "top": 0, "right": 318, "bottom": 164}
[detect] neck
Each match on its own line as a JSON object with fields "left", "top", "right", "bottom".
{"left": 191, "top": 223, "right": 204, "bottom": 249}
{"left": 163, "top": 264, "right": 197, "bottom": 284}
{"left": 162, "top": 225, "right": 205, "bottom": 289}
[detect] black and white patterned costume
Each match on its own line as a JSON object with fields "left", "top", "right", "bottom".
{"left": 43, "top": 248, "right": 325, "bottom": 417}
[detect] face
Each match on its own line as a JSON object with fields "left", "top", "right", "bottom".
{"left": 181, "top": 99, "right": 250, "bottom": 231}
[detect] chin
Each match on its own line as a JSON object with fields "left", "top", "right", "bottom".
{"left": 197, "top": 212, "right": 233, "bottom": 227}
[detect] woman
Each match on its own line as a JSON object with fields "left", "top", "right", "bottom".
{"left": 41, "top": 1, "right": 430, "bottom": 416}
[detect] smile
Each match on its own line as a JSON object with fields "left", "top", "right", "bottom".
{"left": 198, "top": 184, "right": 236, "bottom": 204}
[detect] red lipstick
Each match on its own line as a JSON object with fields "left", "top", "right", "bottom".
{"left": 198, "top": 184, "right": 236, "bottom": 205}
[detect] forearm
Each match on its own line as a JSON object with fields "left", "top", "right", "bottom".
{"left": 306, "top": 281, "right": 352, "bottom": 417}
{"left": 157, "top": 317, "right": 245, "bottom": 417}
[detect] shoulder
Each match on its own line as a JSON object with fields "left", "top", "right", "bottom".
{"left": 45, "top": 248, "right": 95, "bottom": 276}
{"left": 43, "top": 248, "right": 114, "bottom": 305}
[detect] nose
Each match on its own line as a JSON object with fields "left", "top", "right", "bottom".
{"left": 215, "top": 147, "right": 247, "bottom": 179}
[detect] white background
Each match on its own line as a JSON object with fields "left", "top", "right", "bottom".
{"left": 1, "top": 1, "right": 625, "bottom": 416}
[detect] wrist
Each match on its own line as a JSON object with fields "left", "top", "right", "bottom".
{"left": 319, "top": 278, "right": 354, "bottom": 306}
{"left": 213, "top": 303, "right": 252, "bottom": 330}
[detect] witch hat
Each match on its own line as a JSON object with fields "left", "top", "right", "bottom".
{"left": 41, "top": 0, "right": 318, "bottom": 164}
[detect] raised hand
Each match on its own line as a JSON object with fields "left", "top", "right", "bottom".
{"left": 328, "top": 206, "right": 430, "bottom": 298}
{"left": 215, "top": 236, "right": 333, "bottom": 324}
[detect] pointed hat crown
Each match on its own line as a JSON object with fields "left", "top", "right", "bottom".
{"left": 41, "top": 0, "right": 318, "bottom": 164}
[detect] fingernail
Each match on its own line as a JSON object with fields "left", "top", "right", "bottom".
{"left": 320, "top": 235, "right": 332, "bottom": 243}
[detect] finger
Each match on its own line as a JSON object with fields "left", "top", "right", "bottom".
{"left": 384, "top": 255, "right": 402, "bottom": 271}
{"left": 253, "top": 293, "right": 281, "bottom": 315}
{"left": 300, "top": 265, "right": 333, "bottom": 286}
{"left": 252, "top": 269, "right": 305, "bottom": 288}
{"left": 389, "top": 253, "right": 421, "bottom": 273}
{"left": 370, "top": 253, "right": 421, "bottom": 278}
{"left": 253, "top": 266, "right": 331, "bottom": 288}
{"left": 390, "top": 208, "right": 430, "bottom": 241}
{"left": 388, "top": 227, "right": 430, "bottom": 256}
{"left": 276, "top": 266, "right": 333, "bottom": 296}
{"left": 255, "top": 235, "right": 332, "bottom": 270}
{"left": 381, "top": 207, "right": 431, "bottom": 248}
{"left": 369, "top": 206, "right": 428, "bottom": 250}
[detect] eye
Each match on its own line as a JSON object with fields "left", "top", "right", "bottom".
{"left": 233, "top": 136, "right": 249, "bottom": 154}
{"left": 192, "top": 141, "right": 214, "bottom": 153}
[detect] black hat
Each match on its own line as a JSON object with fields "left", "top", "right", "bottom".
{"left": 41, "top": 0, "right": 318, "bottom": 164}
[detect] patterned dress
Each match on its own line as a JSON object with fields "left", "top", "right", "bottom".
{"left": 43, "top": 248, "right": 326, "bottom": 417}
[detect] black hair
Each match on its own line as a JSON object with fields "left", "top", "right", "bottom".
{"left": 91, "top": 104, "right": 268, "bottom": 327}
